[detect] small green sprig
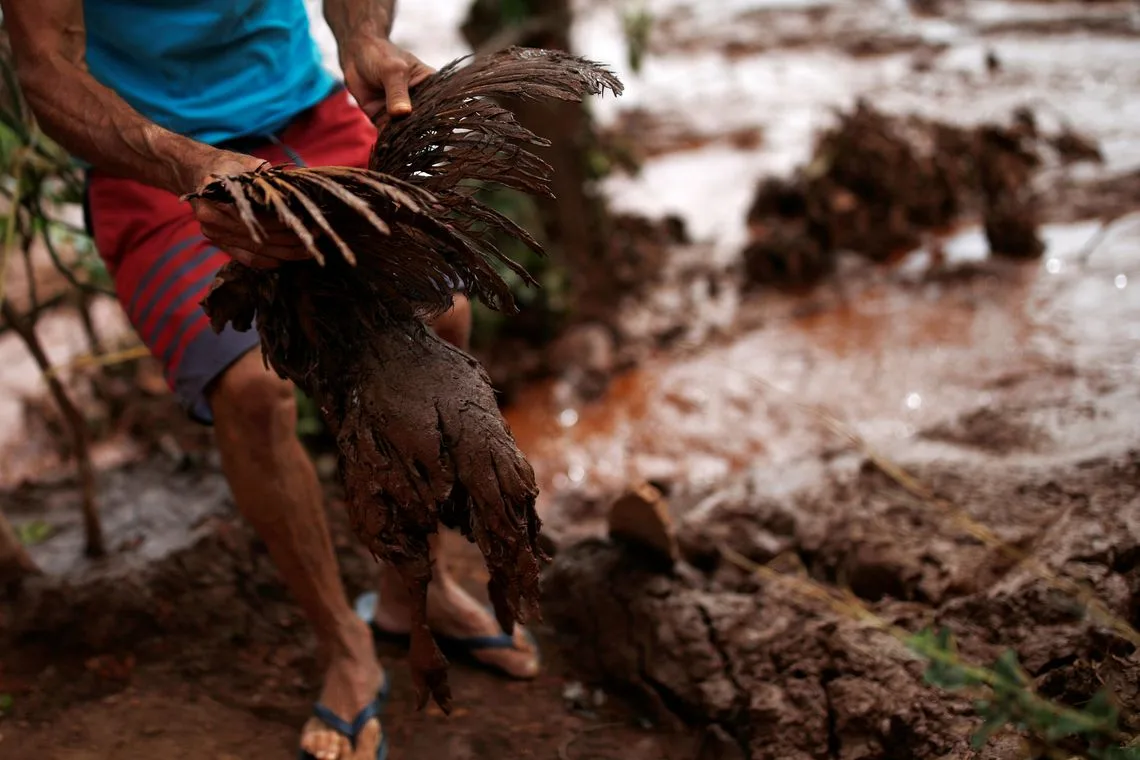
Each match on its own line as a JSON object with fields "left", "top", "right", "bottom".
{"left": 909, "top": 627, "right": 1138, "bottom": 760}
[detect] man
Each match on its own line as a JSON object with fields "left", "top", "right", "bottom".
{"left": 1, "top": 2, "right": 539, "bottom": 759}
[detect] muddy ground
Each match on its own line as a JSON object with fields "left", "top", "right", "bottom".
{"left": 1, "top": 461, "right": 696, "bottom": 759}
{"left": 3, "top": 0, "right": 1140, "bottom": 758}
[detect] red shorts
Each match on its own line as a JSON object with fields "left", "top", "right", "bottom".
{"left": 85, "top": 88, "right": 375, "bottom": 424}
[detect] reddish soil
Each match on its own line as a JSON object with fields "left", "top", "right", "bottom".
{"left": 0, "top": 461, "right": 698, "bottom": 759}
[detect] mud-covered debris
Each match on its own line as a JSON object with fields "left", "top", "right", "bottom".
{"left": 1051, "top": 126, "right": 1105, "bottom": 165}
{"left": 985, "top": 48, "right": 1001, "bottom": 74}
{"left": 544, "top": 448, "right": 1140, "bottom": 759}
{"left": 192, "top": 47, "right": 624, "bottom": 712}
{"left": 607, "top": 482, "right": 678, "bottom": 564}
{"left": 741, "top": 100, "right": 1102, "bottom": 287}
{"left": 606, "top": 213, "right": 686, "bottom": 291}
{"left": 742, "top": 177, "right": 835, "bottom": 288}
{"left": 600, "top": 108, "right": 764, "bottom": 161}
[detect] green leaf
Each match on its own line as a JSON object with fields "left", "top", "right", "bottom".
{"left": 1045, "top": 710, "right": 1099, "bottom": 740}
{"left": 1100, "top": 746, "right": 1140, "bottom": 760}
{"left": 991, "top": 650, "right": 1029, "bottom": 688}
{"left": 0, "top": 693, "right": 13, "bottom": 713}
{"left": 16, "top": 520, "right": 52, "bottom": 546}
{"left": 971, "top": 707, "right": 1012, "bottom": 749}
{"left": 909, "top": 627, "right": 977, "bottom": 690}
{"left": 621, "top": 7, "right": 653, "bottom": 74}
{"left": 498, "top": 0, "right": 532, "bottom": 25}
{"left": 1084, "top": 689, "right": 1120, "bottom": 724}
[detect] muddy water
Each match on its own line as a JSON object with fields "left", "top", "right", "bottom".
{"left": 4, "top": 0, "right": 1139, "bottom": 490}
{"left": 506, "top": 219, "right": 1140, "bottom": 530}
{"left": 298, "top": 0, "right": 1140, "bottom": 261}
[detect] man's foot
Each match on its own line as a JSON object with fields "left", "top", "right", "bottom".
{"left": 366, "top": 574, "right": 540, "bottom": 680}
{"left": 300, "top": 619, "right": 388, "bottom": 760}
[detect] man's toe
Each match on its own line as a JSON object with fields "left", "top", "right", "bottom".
{"left": 348, "top": 717, "right": 385, "bottom": 760}
{"left": 300, "top": 718, "right": 352, "bottom": 760}
{"left": 471, "top": 627, "right": 540, "bottom": 679}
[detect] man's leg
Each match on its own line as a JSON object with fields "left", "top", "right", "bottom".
{"left": 87, "top": 168, "right": 387, "bottom": 760}
{"left": 208, "top": 354, "right": 386, "bottom": 759}
{"left": 369, "top": 294, "right": 540, "bottom": 679}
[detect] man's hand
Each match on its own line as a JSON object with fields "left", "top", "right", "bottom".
{"left": 341, "top": 35, "right": 434, "bottom": 121}
{"left": 188, "top": 152, "right": 316, "bottom": 270}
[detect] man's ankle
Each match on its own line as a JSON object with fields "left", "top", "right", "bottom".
{"left": 319, "top": 614, "right": 374, "bottom": 660}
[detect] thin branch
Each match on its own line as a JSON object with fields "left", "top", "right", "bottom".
{"left": 0, "top": 299, "right": 106, "bottom": 558}
{"left": 0, "top": 154, "right": 24, "bottom": 313}
{"left": 34, "top": 198, "right": 114, "bottom": 297}
{"left": 43, "top": 343, "right": 150, "bottom": 379}
{"left": 472, "top": 17, "right": 558, "bottom": 56}
{"left": 1077, "top": 212, "right": 1140, "bottom": 266}
{"left": 20, "top": 234, "right": 37, "bottom": 311}
{"left": 0, "top": 290, "right": 68, "bottom": 336}
{"left": 74, "top": 288, "right": 104, "bottom": 355}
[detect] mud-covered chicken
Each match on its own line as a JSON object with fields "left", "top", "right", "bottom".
{"left": 187, "top": 47, "right": 623, "bottom": 711}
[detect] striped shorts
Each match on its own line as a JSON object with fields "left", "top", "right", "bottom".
{"left": 85, "top": 88, "right": 376, "bottom": 424}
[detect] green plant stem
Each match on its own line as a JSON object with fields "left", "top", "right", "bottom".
{"left": 0, "top": 152, "right": 25, "bottom": 314}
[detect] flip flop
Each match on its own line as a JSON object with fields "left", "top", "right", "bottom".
{"left": 299, "top": 676, "right": 391, "bottom": 760}
{"left": 354, "top": 591, "right": 541, "bottom": 679}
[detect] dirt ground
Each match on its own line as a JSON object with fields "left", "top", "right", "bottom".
{"left": 1, "top": 463, "right": 697, "bottom": 759}
{"left": 2, "top": 1, "right": 1140, "bottom": 758}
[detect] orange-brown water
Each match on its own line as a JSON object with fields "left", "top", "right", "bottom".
{"left": 506, "top": 222, "right": 1140, "bottom": 530}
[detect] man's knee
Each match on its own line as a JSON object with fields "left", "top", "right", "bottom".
{"left": 430, "top": 294, "right": 472, "bottom": 349}
{"left": 208, "top": 351, "right": 297, "bottom": 448}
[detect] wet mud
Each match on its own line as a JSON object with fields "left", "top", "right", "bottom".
{"left": 740, "top": 101, "right": 1102, "bottom": 289}
{"left": 3, "top": 1, "right": 1140, "bottom": 758}
{"left": 545, "top": 440, "right": 1140, "bottom": 760}
{"left": 511, "top": 202, "right": 1140, "bottom": 758}
{"left": 0, "top": 460, "right": 692, "bottom": 759}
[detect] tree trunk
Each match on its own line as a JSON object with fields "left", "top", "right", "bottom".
{"left": 462, "top": 0, "right": 620, "bottom": 325}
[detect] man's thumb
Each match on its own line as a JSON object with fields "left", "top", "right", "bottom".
{"left": 385, "top": 79, "right": 413, "bottom": 116}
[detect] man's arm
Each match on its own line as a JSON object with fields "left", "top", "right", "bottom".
{"left": 324, "top": 0, "right": 396, "bottom": 42}
{"left": 0, "top": 0, "right": 264, "bottom": 197}
{"left": 322, "top": 0, "right": 433, "bottom": 119}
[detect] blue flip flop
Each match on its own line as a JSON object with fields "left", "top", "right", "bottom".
{"left": 299, "top": 676, "right": 391, "bottom": 760}
{"left": 354, "top": 591, "right": 541, "bottom": 679}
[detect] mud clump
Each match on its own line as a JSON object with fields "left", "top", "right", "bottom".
{"left": 544, "top": 539, "right": 972, "bottom": 760}
{"left": 193, "top": 48, "right": 623, "bottom": 711}
{"left": 544, "top": 443, "right": 1140, "bottom": 759}
{"left": 741, "top": 101, "right": 1102, "bottom": 288}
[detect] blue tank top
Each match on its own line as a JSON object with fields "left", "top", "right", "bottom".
{"left": 83, "top": 0, "right": 338, "bottom": 146}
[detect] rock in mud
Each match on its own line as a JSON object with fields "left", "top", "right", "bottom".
{"left": 547, "top": 322, "right": 617, "bottom": 401}
{"left": 607, "top": 482, "right": 679, "bottom": 565}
